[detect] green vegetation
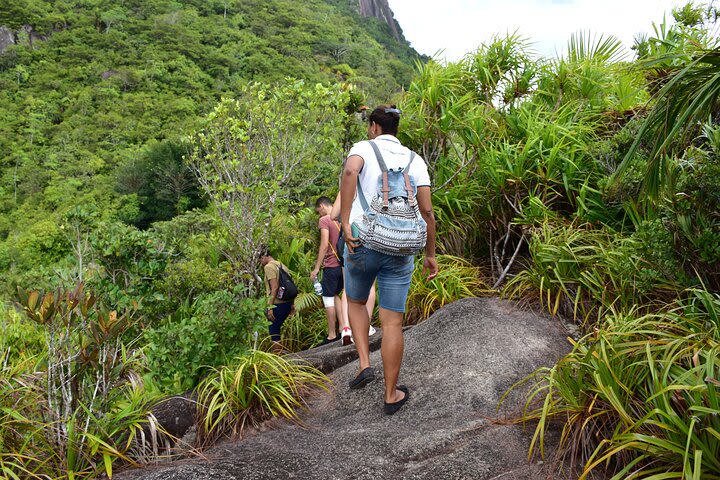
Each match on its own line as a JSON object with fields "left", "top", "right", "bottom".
{"left": 406, "top": 255, "right": 491, "bottom": 323}
{"left": 196, "top": 349, "right": 329, "bottom": 446}
{"left": 144, "top": 286, "right": 267, "bottom": 392}
{"left": 5, "top": 285, "right": 161, "bottom": 479}
{"left": 186, "top": 80, "right": 352, "bottom": 290}
{"left": 0, "top": 0, "right": 420, "bottom": 296}
{"left": 392, "top": 3, "right": 720, "bottom": 477}
{"left": 0, "top": 1, "right": 422, "bottom": 476}
{"left": 2, "top": 0, "right": 720, "bottom": 477}
{"left": 524, "top": 295, "right": 720, "bottom": 479}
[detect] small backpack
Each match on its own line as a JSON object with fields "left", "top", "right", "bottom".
{"left": 276, "top": 263, "right": 298, "bottom": 301}
{"left": 354, "top": 141, "right": 427, "bottom": 256}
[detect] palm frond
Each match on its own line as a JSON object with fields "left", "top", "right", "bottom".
{"left": 614, "top": 49, "right": 720, "bottom": 197}
{"left": 566, "top": 31, "right": 626, "bottom": 65}
{"left": 293, "top": 292, "right": 321, "bottom": 313}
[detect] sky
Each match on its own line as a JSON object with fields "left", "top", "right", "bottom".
{"left": 388, "top": 0, "right": 686, "bottom": 61}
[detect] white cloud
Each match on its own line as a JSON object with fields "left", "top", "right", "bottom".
{"left": 389, "top": 0, "right": 685, "bottom": 61}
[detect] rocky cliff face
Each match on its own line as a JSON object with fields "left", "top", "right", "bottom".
{"left": 0, "top": 25, "right": 48, "bottom": 54}
{"left": 0, "top": 27, "right": 14, "bottom": 54}
{"left": 357, "top": 0, "right": 402, "bottom": 41}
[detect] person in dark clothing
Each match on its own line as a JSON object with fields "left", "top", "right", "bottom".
{"left": 259, "top": 247, "right": 295, "bottom": 353}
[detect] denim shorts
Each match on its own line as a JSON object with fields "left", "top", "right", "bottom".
{"left": 344, "top": 245, "right": 415, "bottom": 313}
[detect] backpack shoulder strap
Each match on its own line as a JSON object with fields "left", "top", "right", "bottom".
{"left": 404, "top": 151, "right": 417, "bottom": 171}
{"left": 327, "top": 220, "right": 341, "bottom": 261}
{"left": 403, "top": 152, "right": 417, "bottom": 206}
{"left": 368, "top": 140, "right": 390, "bottom": 208}
{"left": 356, "top": 176, "right": 369, "bottom": 211}
{"left": 368, "top": 140, "right": 389, "bottom": 172}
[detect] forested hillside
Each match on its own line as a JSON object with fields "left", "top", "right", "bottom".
{"left": 0, "top": 0, "right": 420, "bottom": 295}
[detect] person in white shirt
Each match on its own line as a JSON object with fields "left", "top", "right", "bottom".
{"left": 340, "top": 104, "right": 438, "bottom": 415}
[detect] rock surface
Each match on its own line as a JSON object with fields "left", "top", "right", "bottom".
{"left": 285, "top": 324, "right": 386, "bottom": 373}
{"left": 357, "top": 0, "right": 402, "bottom": 41}
{"left": 0, "top": 26, "right": 15, "bottom": 54}
{"left": 117, "top": 297, "right": 572, "bottom": 480}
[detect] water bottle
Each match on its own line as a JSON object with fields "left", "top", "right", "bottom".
{"left": 313, "top": 278, "right": 323, "bottom": 295}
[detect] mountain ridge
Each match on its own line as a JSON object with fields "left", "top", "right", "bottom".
{"left": 0, "top": 0, "right": 424, "bottom": 294}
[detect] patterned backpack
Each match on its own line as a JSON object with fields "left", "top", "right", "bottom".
{"left": 354, "top": 140, "right": 427, "bottom": 256}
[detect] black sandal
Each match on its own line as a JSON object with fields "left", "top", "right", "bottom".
{"left": 349, "top": 367, "right": 375, "bottom": 389}
{"left": 383, "top": 385, "right": 409, "bottom": 415}
{"left": 319, "top": 335, "right": 340, "bottom": 346}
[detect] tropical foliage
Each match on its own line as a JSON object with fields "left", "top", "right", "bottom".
{"left": 393, "top": 3, "right": 720, "bottom": 477}
{"left": 196, "top": 349, "right": 330, "bottom": 446}
{"left": 186, "top": 80, "right": 351, "bottom": 290}
{"left": 3, "top": 285, "right": 162, "bottom": 479}
{"left": 406, "top": 255, "right": 491, "bottom": 323}
{"left": 0, "top": 0, "right": 421, "bottom": 298}
{"left": 2, "top": 0, "right": 720, "bottom": 477}
{"left": 524, "top": 295, "right": 720, "bottom": 479}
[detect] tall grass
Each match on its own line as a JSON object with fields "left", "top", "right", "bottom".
{"left": 0, "top": 359, "right": 49, "bottom": 479}
{"left": 278, "top": 307, "right": 327, "bottom": 352}
{"left": 406, "top": 255, "right": 492, "bottom": 324}
{"left": 520, "top": 295, "right": 720, "bottom": 479}
{"left": 504, "top": 222, "right": 679, "bottom": 323}
{"left": 196, "top": 349, "right": 329, "bottom": 446}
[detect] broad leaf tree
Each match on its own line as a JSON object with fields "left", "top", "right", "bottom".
{"left": 187, "top": 79, "right": 348, "bottom": 293}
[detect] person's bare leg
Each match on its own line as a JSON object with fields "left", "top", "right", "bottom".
{"left": 325, "top": 306, "right": 337, "bottom": 340}
{"left": 380, "top": 307, "right": 406, "bottom": 403}
{"left": 341, "top": 292, "right": 350, "bottom": 326}
{"left": 348, "top": 299, "right": 370, "bottom": 370}
{"left": 335, "top": 294, "right": 348, "bottom": 330}
{"left": 365, "top": 283, "right": 377, "bottom": 320}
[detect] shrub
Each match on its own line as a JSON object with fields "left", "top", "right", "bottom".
{"left": 664, "top": 146, "right": 720, "bottom": 289}
{"left": 631, "top": 218, "right": 687, "bottom": 286}
{"left": 520, "top": 294, "right": 720, "bottom": 479}
{"left": 196, "top": 349, "right": 329, "bottom": 446}
{"left": 10, "top": 284, "right": 161, "bottom": 479}
{"left": 12, "top": 219, "right": 69, "bottom": 265}
{"left": 88, "top": 221, "right": 170, "bottom": 313}
{"left": 504, "top": 222, "right": 680, "bottom": 324}
{"left": 148, "top": 210, "right": 232, "bottom": 319}
{"left": 144, "top": 287, "right": 268, "bottom": 392}
{"left": 406, "top": 255, "right": 491, "bottom": 324}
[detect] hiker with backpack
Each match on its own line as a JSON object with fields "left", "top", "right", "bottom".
{"left": 259, "top": 246, "right": 297, "bottom": 353}
{"left": 311, "top": 196, "right": 351, "bottom": 345}
{"left": 340, "top": 105, "right": 438, "bottom": 415}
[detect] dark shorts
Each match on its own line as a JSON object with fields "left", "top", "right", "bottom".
{"left": 321, "top": 266, "right": 344, "bottom": 297}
